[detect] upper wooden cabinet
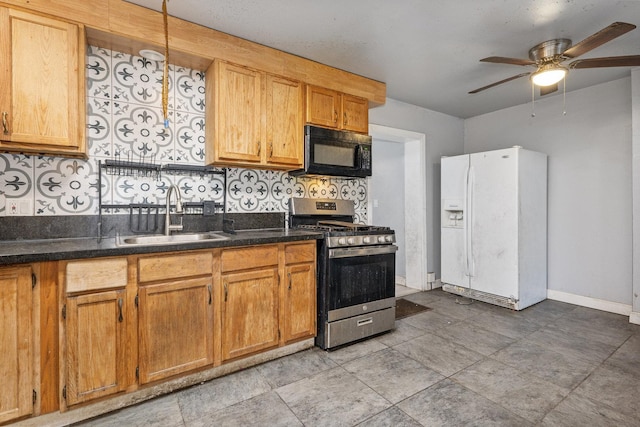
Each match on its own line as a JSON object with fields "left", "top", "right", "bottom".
{"left": 0, "top": 265, "right": 34, "bottom": 424}
{"left": 0, "top": 7, "right": 86, "bottom": 157}
{"left": 206, "top": 60, "right": 304, "bottom": 170}
{"left": 306, "top": 85, "right": 369, "bottom": 134}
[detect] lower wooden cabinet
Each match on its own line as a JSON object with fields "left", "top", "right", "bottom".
{"left": 220, "top": 245, "right": 280, "bottom": 361}
{"left": 0, "top": 265, "right": 34, "bottom": 424}
{"left": 221, "top": 267, "right": 280, "bottom": 361}
{"left": 283, "top": 262, "right": 316, "bottom": 343}
{"left": 282, "top": 242, "right": 317, "bottom": 344}
{"left": 138, "top": 277, "right": 214, "bottom": 384}
{"left": 53, "top": 242, "right": 316, "bottom": 412}
{"left": 64, "top": 289, "right": 127, "bottom": 405}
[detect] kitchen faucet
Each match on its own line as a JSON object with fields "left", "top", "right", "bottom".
{"left": 165, "top": 184, "right": 183, "bottom": 235}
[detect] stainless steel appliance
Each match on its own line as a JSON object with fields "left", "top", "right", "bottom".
{"left": 289, "top": 198, "right": 397, "bottom": 349}
{"left": 288, "top": 125, "right": 372, "bottom": 178}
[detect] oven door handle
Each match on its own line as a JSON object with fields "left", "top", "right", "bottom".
{"left": 329, "top": 245, "right": 398, "bottom": 258}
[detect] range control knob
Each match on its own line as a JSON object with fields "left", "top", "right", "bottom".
{"left": 363, "top": 236, "right": 372, "bottom": 244}
{"left": 347, "top": 237, "right": 355, "bottom": 245}
{"left": 377, "top": 235, "right": 386, "bottom": 243}
{"left": 385, "top": 235, "right": 393, "bottom": 243}
{"left": 338, "top": 237, "right": 347, "bottom": 246}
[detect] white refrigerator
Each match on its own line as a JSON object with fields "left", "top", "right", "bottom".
{"left": 440, "top": 147, "right": 547, "bottom": 310}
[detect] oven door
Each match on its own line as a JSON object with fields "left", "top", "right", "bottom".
{"left": 326, "top": 245, "right": 397, "bottom": 315}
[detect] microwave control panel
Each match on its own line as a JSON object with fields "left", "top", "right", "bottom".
{"left": 360, "top": 146, "right": 372, "bottom": 170}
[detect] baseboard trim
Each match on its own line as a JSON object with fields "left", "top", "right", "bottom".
{"left": 395, "top": 276, "right": 407, "bottom": 286}
{"left": 630, "top": 311, "right": 640, "bottom": 325}
{"left": 547, "top": 289, "right": 632, "bottom": 316}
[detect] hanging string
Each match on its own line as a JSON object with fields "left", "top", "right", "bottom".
{"left": 162, "top": 0, "right": 170, "bottom": 128}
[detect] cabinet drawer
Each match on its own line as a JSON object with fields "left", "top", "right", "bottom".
{"left": 138, "top": 252, "right": 213, "bottom": 283}
{"left": 221, "top": 245, "right": 278, "bottom": 272}
{"left": 285, "top": 242, "right": 316, "bottom": 264}
{"left": 66, "top": 258, "right": 128, "bottom": 293}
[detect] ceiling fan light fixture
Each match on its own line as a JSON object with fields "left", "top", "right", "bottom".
{"left": 531, "top": 65, "right": 567, "bottom": 87}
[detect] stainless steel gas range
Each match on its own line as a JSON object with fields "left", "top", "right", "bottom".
{"left": 289, "top": 198, "right": 397, "bottom": 350}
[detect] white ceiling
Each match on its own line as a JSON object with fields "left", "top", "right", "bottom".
{"left": 126, "top": 0, "right": 640, "bottom": 118}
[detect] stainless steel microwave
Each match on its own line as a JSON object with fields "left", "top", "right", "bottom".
{"left": 289, "top": 125, "right": 372, "bottom": 178}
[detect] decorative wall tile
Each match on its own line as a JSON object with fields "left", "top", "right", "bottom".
{"left": 174, "top": 67, "right": 206, "bottom": 113}
{"left": 336, "top": 178, "right": 368, "bottom": 211}
{"left": 113, "top": 174, "right": 171, "bottom": 206}
{"left": 34, "top": 158, "right": 99, "bottom": 216}
{"left": 113, "top": 52, "right": 164, "bottom": 106}
{"left": 354, "top": 210, "right": 368, "bottom": 224}
{"left": 112, "top": 106, "right": 173, "bottom": 162}
{"left": 226, "top": 168, "right": 271, "bottom": 212}
{"left": 174, "top": 172, "right": 224, "bottom": 203}
{"left": 271, "top": 172, "right": 306, "bottom": 212}
{"left": 87, "top": 98, "right": 112, "bottom": 157}
{"left": 0, "top": 154, "right": 33, "bottom": 199}
{"left": 174, "top": 112, "right": 205, "bottom": 164}
{"left": 304, "top": 177, "right": 340, "bottom": 199}
{"left": 86, "top": 46, "right": 112, "bottom": 100}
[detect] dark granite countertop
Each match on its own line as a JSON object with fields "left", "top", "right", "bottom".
{"left": 0, "top": 229, "right": 323, "bottom": 266}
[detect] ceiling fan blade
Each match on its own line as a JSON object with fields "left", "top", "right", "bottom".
{"left": 563, "top": 22, "right": 636, "bottom": 58}
{"left": 569, "top": 55, "right": 640, "bottom": 68}
{"left": 480, "top": 56, "right": 536, "bottom": 66}
{"left": 468, "top": 72, "right": 531, "bottom": 94}
{"left": 539, "top": 83, "right": 558, "bottom": 96}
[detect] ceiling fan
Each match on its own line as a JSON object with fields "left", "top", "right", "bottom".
{"left": 469, "top": 22, "right": 640, "bottom": 95}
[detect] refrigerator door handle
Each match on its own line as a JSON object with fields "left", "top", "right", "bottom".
{"left": 467, "top": 166, "right": 475, "bottom": 278}
{"left": 463, "top": 165, "right": 470, "bottom": 277}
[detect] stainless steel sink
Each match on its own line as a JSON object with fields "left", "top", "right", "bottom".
{"left": 116, "top": 232, "right": 228, "bottom": 246}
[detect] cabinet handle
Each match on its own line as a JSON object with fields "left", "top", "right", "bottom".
{"left": 334, "top": 110, "right": 338, "bottom": 124}
{"left": 269, "top": 141, "right": 273, "bottom": 159}
{"left": 343, "top": 112, "right": 348, "bottom": 126}
{"left": 2, "top": 112, "right": 8, "bottom": 135}
{"left": 257, "top": 141, "right": 261, "bottom": 157}
{"left": 224, "top": 282, "right": 228, "bottom": 302}
{"left": 208, "top": 284, "right": 212, "bottom": 305}
{"left": 117, "top": 298, "right": 123, "bottom": 322}
{"left": 288, "top": 272, "right": 292, "bottom": 290}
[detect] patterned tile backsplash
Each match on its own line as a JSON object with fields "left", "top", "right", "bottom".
{"left": 0, "top": 46, "right": 368, "bottom": 224}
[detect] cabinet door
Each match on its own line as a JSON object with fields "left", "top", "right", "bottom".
{"left": 208, "top": 60, "right": 262, "bottom": 164}
{"left": 265, "top": 74, "right": 303, "bottom": 167}
{"left": 305, "top": 85, "right": 340, "bottom": 129}
{"left": 0, "top": 266, "right": 33, "bottom": 424}
{"left": 138, "top": 277, "right": 213, "bottom": 384}
{"left": 0, "top": 7, "right": 85, "bottom": 156}
{"left": 282, "top": 262, "right": 316, "bottom": 343}
{"left": 221, "top": 268, "right": 279, "bottom": 361}
{"left": 342, "top": 94, "right": 369, "bottom": 134}
{"left": 65, "top": 290, "right": 126, "bottom": 406}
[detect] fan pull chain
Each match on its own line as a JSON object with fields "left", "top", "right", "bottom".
{"left": 562, "top": 76, "right": 567, "bottom": 116}
{"left": 162, "top": 0, "right": 170, "bottom": 128}
{"left": 531, "top": 82, "right": 536, "bottom": 117}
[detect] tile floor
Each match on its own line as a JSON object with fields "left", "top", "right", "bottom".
{"left": 75, "top": 288, "right": 640, "bottom": 426}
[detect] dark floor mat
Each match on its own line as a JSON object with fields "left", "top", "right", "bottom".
{"left": 395, "top": 298, "right": 431, "bottom": 319}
